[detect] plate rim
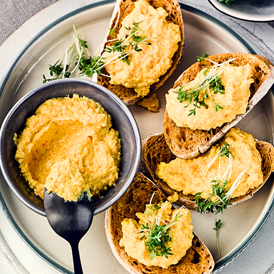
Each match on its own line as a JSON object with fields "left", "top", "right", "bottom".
{"left": 0, "top": 0, "right": 273, "bottom": 273}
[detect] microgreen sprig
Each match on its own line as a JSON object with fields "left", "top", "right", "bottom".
{"left": 197, "top": 53, "right": 209, "bottom": 66}
{"left": 139, "top": 203, "right": 182, "bottom": 260}
{"left": 210, "top": 76, "right": 225, "bottom": 94}
{"left": 173, "top": 53, "right": 235, "bottom": 116}
{"left": 79, "top": 56, "right": 105, "bottom": 77}
{"left": 204, "top": 143, "right": 233, "bottom": 176}
{"left": 213, "top": 219, "right": 223, "bottom": 257}
{"left": 104, "top": 21, "right": 150, "bottom": 65}
{"left": 174, "top": 73, "right": 225, "bottom": 116}
{"left": 218, "top": 143, "right": 234, "bottom": 158}
{"left": 140, "top": 222, "right": 173, "bottom": 260}
{"left": 218, "top": 0, "right": 234, "bottom": 7}
{"left": 175, "top": 84, "right": 209, "bottom": 116}
{"left": 195, "top": 179, "right": 231, "bottom": 214}
{"left": 43, "top": 22, "right": 152, "bottom": 83}
{"left": 195, "top": 143, "right": 243, "bottom": 214}
{"left": 42, "top": 27, "right": 93, "bottom": 83}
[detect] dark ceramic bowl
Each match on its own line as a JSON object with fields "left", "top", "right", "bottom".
{"left": 0, "top": 79, "right": 141, "bottom": 216}
{"left": 209, "top": 0, "right": 274, "bottom": 22}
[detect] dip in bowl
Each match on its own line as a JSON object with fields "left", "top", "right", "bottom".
{"left": 0, "top": 79, "right": 141, "bottom": 216}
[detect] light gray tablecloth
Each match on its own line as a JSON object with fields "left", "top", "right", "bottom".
{"left": 0, "top": 0, "right": 59, "bottom": 45}
{"left": 0, "top": 0, "right": 273, "bottom": 46}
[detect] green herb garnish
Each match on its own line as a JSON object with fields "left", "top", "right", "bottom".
{"left": 195, "top": 143, "right": 240, "bottom": 214}
{"left": 210, "top": 76, "right": 225, "bottom": 94}
{"left": 78, "top": 55, "right": 105, "bottom": 77}
{"left": 195, "top": 179, "right": 231, "bottom": 214}
{"left": 175, "top": 85, "right": 209, "bottom": 116}
{"left": 218, "top": 143, "right": 233, "bottom": 158}
{"left": 104, "top": 21, "right": 149, "bottom": 65}
{"left": 173, "top": 53, "right": 236, "bottom": 115}
{"left": 109, "top": 28, "right": 115, "bottom": 38}
{"left": 140, "top": 204, "right": 182, "bottom": 260}
{"left": 42, "top": 28, "right": 93, "bottom": 83}
{"left": 43, "top": 22, "right": 151, "bottom": 83}
{"left": 140, "top": 223, "right": 173, "bottom": 260}
{"left": 214, "top": 219, "right": 223, "bottom": 257}
{"left": 197, "top": 53, "right": 209, "bottom": 66}
{"left": 218, "top": 0, "right": 233, "bottom": 7}
{"left": 174, "top": 74, "right": 225, "bottom": 116}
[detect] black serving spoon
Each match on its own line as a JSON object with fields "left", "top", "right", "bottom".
{"left": 44, "top": 190, "right": 94, "bottom": 274}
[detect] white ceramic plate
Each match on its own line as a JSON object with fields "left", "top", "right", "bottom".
{"left": 209, "top": 0, "right": 274, "bottom": 22}
{"left": 0, "top": 1, "right": 273, "bottom": 273}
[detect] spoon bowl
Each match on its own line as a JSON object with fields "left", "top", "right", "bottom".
{"left": 44, "top": 190, "right": 94, "bottom": 274}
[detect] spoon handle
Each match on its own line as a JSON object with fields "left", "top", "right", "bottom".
{"left": 70, "top": 242, "right": 83, "bottom": 274}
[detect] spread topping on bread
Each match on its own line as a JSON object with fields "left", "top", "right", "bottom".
{"left": 166, "top": 59, "right": 254, "bottom": 130}
{"left": 156, "top": 128, "right": 263, "bottom": 212}
{"left": 102, "top": 0, "right": 181, "bottom": 97}
{"left": 119, "top": 200, "right": 193, "bottom": 268}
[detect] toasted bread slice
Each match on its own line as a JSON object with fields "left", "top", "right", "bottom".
{"left": 164, "top": 53, "right": 274, "bottom": 159}
{"left": 142, "top": 132, "right": 274, "bottom": 211}
{"left": 105, "top": 172, "right": 215, "bottom": 273}
{"left": 97, "top": 0, "right": 184, "bottom": 105}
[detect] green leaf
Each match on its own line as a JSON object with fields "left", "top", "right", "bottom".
{"left": 195, "top": 176, "right": 232, "bottom": 214}
{"left": 214, "top": 219, "right": 223, "bottom": 231}
{"left": 218, "top": 0, "right": 233, "bottom": 7}
{"left": 109, "top": 28, "right": 115, "bottom": 37}
{"left": 197, "top": 53, "right": 209, "bottom": 65}
{"left": 213, "top": 219, "right": 223, "bottom": 256}
{"left": 140, "top": 204, "right": 182, "bottom": 260}
{"left": 174, "top": 62, "right": 226, "bottom": 116}
{"left": 78, "top": 37, "right": 88, "bottom": 48}
{"left": 219, "top": 143, "right": 233, "bottom": 158}
{"left": 215, "top": 103, "right": 224, "bottom": 112}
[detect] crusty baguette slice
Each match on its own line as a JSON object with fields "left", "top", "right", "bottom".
{"left": 142, "top": 132, "right": 274, "bottom": 211}
{"left": 97, "top": 0, "right": 184, "bottom": 105}
{"left": 105, "top": 172, "right": 215, "bottom": 274}
{"left": 164, "top": 53, "right": 274, "bottom": 159}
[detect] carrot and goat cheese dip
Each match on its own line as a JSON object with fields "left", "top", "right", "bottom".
{"left": 103, "top": 0, "right": 181, "bottom": 97}
{"left": 14, "top": 95, "right": 121, "bottom": 201}
{"left": 44, "top": 158, "right": 93, "bottom": 202}
{"left": 120, "top": 201, "right": 193, "bottom": 268}
{"left": 156, "top": 128, "right": 263, "bottom": 200}
{"left": 166, "top": 63, "right": 254, "bottom": 130}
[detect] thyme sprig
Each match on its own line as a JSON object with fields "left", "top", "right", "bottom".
{"left": 214, "top": 219, "right": 223, "bottom": 257}
{"left": 139, "top": 203, "right": 182, "bottom": 260}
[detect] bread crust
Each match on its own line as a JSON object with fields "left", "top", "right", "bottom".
{"left": 142, "top": 132, "right": 274, "bottom": 211}
{"left": 164, "top": 53, "right": 274, "bottom": 159}
{"left": 105, "top": 172, "right": 215, "bottom": 273}
{"left": 97, "top": 0, "right": 184, "bottom": 105}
